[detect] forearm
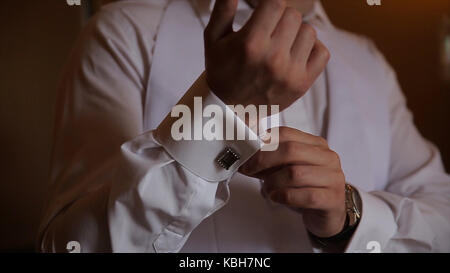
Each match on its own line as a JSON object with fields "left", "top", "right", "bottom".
{"left": 40, "top": 73, "right": 263, "bottom": 253}
{"left": 40, "top": 131, "right": 226, "bottom": 253}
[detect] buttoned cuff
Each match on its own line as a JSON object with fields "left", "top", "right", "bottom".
{"left": 155, "top": 72, "right": 263, "bottom": 182}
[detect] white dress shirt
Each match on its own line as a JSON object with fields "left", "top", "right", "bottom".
{"left": 38, "top": 0, "right": 450, "bottom": 253}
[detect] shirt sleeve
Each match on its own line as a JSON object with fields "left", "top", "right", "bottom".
{"left": 345, "top": 51, "right": 450, "bottom": 253}
{"left": 38, "top": 2, "right": 260, "bottom": 253}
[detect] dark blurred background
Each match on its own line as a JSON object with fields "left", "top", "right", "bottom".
{"left": 0, "top": 0, "right": 449, "bottom": 251}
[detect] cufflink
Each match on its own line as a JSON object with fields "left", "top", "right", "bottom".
{"left": 216, "top": 147, "right": 240, "bottom": 170}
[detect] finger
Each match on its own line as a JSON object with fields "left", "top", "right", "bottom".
{"left": 269, "top": 187, "right": 333, "bottom": 209}
{"left": 205, "top": 0, "right": 238, "bottom": 43}
{"left": 306, "top": 39, "right": 330, "bottom": 80}
{"left": 270, "top": 126, "right": 328, "bottom": 148}
{"left": 291, "top": 23, "right": 317, "bottom": 65}
{"left": 271, "top": 7, "right": 302, "bottom": 51}
{"left": 241, "top": 141, "right": 339, "bottom": 176}
{"left": 241, "top": 0, "right": 286, "bottom": 39}
{"left": 262, "top": 165, "right": 340, "bottom": 194}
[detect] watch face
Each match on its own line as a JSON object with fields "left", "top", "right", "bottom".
{"left": 351, "top": 189, "right": 362, "bottom": 215}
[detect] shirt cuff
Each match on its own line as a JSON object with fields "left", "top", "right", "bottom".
{"left": 344, "top": 189, "right": 397, "bottom": 253}
{"left": 155, "top": 72, "right": 263, "bottom": 182}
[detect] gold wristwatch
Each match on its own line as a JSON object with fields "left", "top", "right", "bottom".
{"left": 345, "top": 183, "right": 362, "bottom": 228}
{"left": 309, "top": 183, "right": 362, "bottom": 246}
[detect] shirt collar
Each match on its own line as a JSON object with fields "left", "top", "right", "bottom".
{"left": 192, "top": 0, "right": 332, "bottom": 29}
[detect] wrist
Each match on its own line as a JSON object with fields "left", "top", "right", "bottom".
{"left": 309, "top": 184, "right": 362, "bottom": 247}
{"left": 155, "top": 72, "right": 263, "bottom": 182}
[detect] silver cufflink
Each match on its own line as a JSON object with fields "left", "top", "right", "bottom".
{"left": 216, "top": 147, "right": 240, "bottom": 170}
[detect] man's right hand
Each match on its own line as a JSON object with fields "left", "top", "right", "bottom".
{"left": 204, "top": 0, "right": 330, "bottom": 111}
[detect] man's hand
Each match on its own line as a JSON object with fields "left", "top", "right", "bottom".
{"left": 204, "top": 0, "right": 330, "bottom": 111}
{"left": 240, "top": 127, "right": 347, "bottom": 238}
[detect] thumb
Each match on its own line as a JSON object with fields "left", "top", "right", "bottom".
{"left": 205, "top": 0, "right": 238, "bottom": 43}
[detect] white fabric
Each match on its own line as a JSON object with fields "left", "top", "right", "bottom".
{"left": 38, "top": 0, "right": 450, "bottom": 253}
